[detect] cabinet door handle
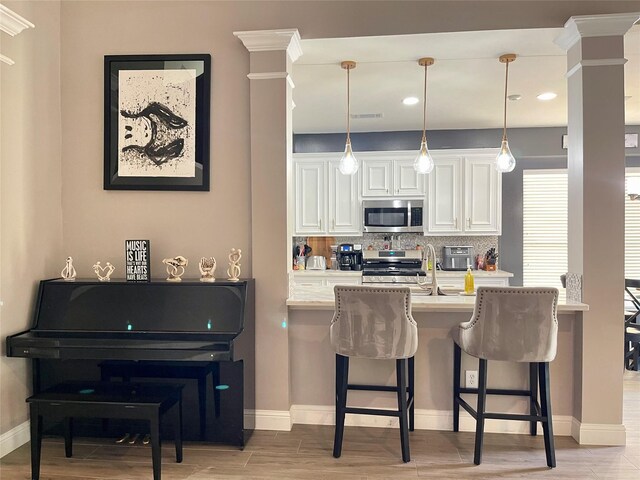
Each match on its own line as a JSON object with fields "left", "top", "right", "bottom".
{"left": 319, "top": 218, "right": 322, "bottom": 230}
{"left": 332, "top": 219, "right": 335, "bottom": 230}
{"left": 454, "top": 218, "right": 458, "bottom": 229}
{"left": 386, "top": 188, "right": 389, "bottom": 193}
{"left": 467, "top": 218, "right": 471, "bottom": 228}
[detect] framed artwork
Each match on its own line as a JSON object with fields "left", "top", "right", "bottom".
{"left": 104, "top": 54, "right": 211, "bottom": 191}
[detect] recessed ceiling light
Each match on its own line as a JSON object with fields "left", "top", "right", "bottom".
{"left": 403, "top": 96, "right": 419, "bottom": 106}
{"left": 508, "top": 94, "right": 522, "bottom": 101}
{"left": 537, "top": 92, "right": 557, "bottom": 101}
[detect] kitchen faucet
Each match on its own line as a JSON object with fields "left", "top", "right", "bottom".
{"left": 416, "top": 244, "right": 444, "bottom": 295}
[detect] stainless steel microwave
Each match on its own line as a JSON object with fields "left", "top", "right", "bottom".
{"left": 362, "top": 200, "right": 424, "bottom": 233}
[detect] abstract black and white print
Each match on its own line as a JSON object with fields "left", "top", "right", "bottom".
{"left": 118, "top": 69, "right": 196, "bottom": 177}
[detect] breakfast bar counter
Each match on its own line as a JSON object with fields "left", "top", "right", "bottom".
{"left": 287, "top": 285, "right": 588, "bottom": 313}
{"left": 286, "top": 286, "right": 596, "bottom": 443}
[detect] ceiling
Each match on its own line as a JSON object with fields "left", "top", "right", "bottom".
{"left": 292, "top": 26, "right": 640, "bottom": 134}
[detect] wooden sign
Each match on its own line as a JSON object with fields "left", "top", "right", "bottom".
{"left": 125, "top": 240, "right": 151, "bottom": 282}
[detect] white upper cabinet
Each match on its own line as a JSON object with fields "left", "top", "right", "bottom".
{"left": 361, "top": 152, "right": 425, "bottom": 197}
{"left": 394, "top": 158, "right": 426, "bottom": 196}
{"left": 293, "top": 149, "right": 500, "bottom": 238}
{"left": 328, "top": 160, "right": 360, "bottom": 234}
{"left": 465, "top": 155, "right": 501, "bottom": 233}
{"left": 426, "top": 149, "right": 501, "bottom": 236}
{"left": 293, "top": 154, "right": 362, "bottom": 236}
{"left": 362, "top": 158, "right": 392, "bottom": 196}
{"left": 294, "top": 160, "right": 325, "bottom": 235}
{"left": 428, "top": 156, "right": 463, "bottom": 233}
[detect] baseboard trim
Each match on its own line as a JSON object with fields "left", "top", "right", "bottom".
{"left": 3, "top": 410, "right": 625, "bottom": 453}
{"left": 254, "top": 409, "right": 292, "bottom": 431}
{"left": 0, "top": 421, "right": 30, "bottom": 458}
{"left": 571, "top": 418, "right": 626, "bottom": 445}
{"left": 290, "top": 405, "right": 573, "bottom": 436}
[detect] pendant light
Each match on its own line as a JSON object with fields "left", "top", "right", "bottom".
{"left": 338, "top": 60, "right": 358, "bottom": 175}
{"left": 496, "top": 53, "right": 517, "bottom": 173}
{"left": 414, "top": 57, "right": 435, "bottom": 174}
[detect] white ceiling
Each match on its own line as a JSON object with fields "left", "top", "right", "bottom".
{"left": 292, "top": 26, "right": 640, "bottom": 133}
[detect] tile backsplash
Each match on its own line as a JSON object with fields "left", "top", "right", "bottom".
{"left": 293, "top": 234, "right": 498, "bottom": 263}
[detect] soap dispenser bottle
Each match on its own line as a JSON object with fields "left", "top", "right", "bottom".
{"left": 464, "top": 266, "right": 475, "bottom": 295}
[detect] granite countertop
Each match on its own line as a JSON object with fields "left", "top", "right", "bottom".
{"left": 286, "top": 285, "right": 588, "bottom": 313}
{"left": 291, "top": 269, "right": 514, "bottom": 278}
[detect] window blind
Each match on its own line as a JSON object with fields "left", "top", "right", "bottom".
{"left": 523, "top": 170, "right": 568, "bottom": 289}
{"left": 625, "top": 170, "right": 640, "bottom": 279}
{"left": 522, "top": 168, "right": 640, "bottom": 290}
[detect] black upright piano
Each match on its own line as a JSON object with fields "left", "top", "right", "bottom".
{"left": 6, "top": 278, "right": 255, "bottom": 446}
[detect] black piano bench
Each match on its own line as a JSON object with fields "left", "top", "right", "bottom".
{"left": 26, "top": 381, "right": 183, "bottom": 480}
{"left": 99, "top": 360, "right": 219, "bottom": 439}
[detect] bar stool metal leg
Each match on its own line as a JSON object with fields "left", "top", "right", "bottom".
{"left": 453, "top": 343, "right": 461, "bottom": 432}
{"left": 408, "top": 356, "right": 415, "bottom": 432}
{"left": 529, "top": 362, "right": 538, "bottom": 436}
{"left": 539, "top": 362, "right": 556, "bottom": 468}
{"left": 396, "top": 359, "right": 410, "bottom": 463}
{"left": 473, "top": 359, "right": 488, "bottom": 465}
{"left": 333, "top": 354, "right": 349, "bottom": 459}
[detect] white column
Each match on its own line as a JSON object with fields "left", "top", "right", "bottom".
{"left": 234, "top": 29, "right": 302, "bottom": 429}
{"left": 556, "top": 13, "right": 640, "bottom": 445}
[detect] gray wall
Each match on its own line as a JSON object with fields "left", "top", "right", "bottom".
{"left": 294, "top": 126, "right": 640, "bottom": 285}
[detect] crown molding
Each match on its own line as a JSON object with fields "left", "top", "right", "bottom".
{"left": 233, "top": 28, "right": 302, "bottom": 62}
{"left": 555, "top": 12, "right": 640, "bottom": 50}
{"left": 246, "top": 71, "right": 296, "bottom": 88}
{"left": 0, "top": 4, "right": 34, "bottom": 37}
{"left": 565, "top": 58, "right": 628, "bottom": 78}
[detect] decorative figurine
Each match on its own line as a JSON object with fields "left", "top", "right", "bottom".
{"left": 93, "top": 261, "right": 115, "bottom": 282}
{"left": 162, "top": 256, "right": 188, "bottom": 282}
{"left": 199, "top": 256, "right": 217, "bottom": 283}
{"left": 227, "top": 248, "right": 242, "bottom": 282}
{"left": 61, "top": 257, "right": 77, "bottom": 282}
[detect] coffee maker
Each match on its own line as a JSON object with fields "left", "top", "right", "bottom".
{"left": 337, "top": 244, "right": 363, "bottom": 271}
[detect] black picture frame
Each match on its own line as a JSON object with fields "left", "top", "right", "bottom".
{"left": 104, "top": 54, "right": 211, "bottom": 191}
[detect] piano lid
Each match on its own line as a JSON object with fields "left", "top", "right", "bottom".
{"left": 32, "top": 279, "right": 248, "bottom": 335}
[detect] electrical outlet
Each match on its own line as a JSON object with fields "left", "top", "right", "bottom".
{"left": 465, "top": 370, "right": 478, "bottom": 388}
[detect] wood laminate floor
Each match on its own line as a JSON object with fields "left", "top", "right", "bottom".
{"left": 3, "top": 372, "right": 640, "bottom": 479}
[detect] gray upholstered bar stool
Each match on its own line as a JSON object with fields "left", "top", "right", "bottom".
{"left": 331, "top": 286, "right": 418, "bottom": 463}
{"left": 451, "top": 286, "right": 559, "bottom": 467}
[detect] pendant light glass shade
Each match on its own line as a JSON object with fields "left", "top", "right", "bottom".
{"left": 414, "top": 57, "right": 435, "bottom": 174}
{"left": 339, "top": 140, "right": 358, "bottom": 175}
{"left": 414, "top": 139, "right": 434, "bottom": 174}
{"left": 496, "top": 139, "right": 516, "bottom": 173}
{"left": 496, "top": 54, "right": 517, "bottom": 173}
{"left": 339, "top": 60, "right": 358, "bottom": 175}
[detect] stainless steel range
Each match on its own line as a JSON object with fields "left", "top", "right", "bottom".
{"left": 362, "top": 250, "right": 426, "bottom": 284}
